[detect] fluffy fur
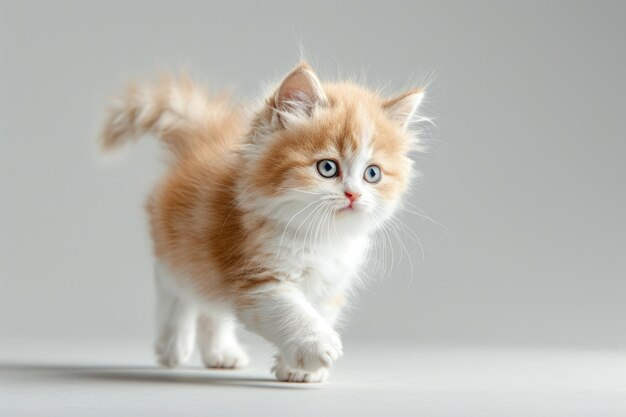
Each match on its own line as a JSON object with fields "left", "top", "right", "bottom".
{"left": 100, "top": 62, "right": 425, "bottom": 383}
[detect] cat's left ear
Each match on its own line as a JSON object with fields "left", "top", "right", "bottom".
{"left": 382, "top": 88, "right": 424, "bottom": 130}
{"left": 272, "top": 62, "right": 328, "bottom": 127}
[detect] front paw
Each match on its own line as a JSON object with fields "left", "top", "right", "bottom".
{"left": 272, "top": 355, "right": 329, "bottom": 383}
{"left": 282, "top": 329, "right": 343, "bottom": 372}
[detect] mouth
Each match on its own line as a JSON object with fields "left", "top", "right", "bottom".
{"left": 338, "top": 202, "right": 355, "bottom": 213}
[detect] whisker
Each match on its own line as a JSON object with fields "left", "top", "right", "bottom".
{"left": 276, "top": 198, "right": 322, "bottom": 259}
{"left": 301, "top": 201, "right": 325, "bottom": 253}
{"left": 402, "top": 201, "right": 452, "bottom": 237}
{"left": 296, "top": 200, "right": 325, "bottom": 249}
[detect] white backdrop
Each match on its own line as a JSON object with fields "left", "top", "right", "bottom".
{"left": 2, "top": 0, "right": 625, "bottom": 349}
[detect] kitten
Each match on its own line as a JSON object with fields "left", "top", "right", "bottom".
{"left": 100, "top": 62, "right": 424, "bottom": 383}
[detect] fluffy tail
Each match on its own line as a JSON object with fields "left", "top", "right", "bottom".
{"left": 100, "top": 75, "right": 243, "bottom": 159}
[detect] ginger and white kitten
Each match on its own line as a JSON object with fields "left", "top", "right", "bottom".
{"left": 101, "top": 62, "right": 424, "bottom": 383}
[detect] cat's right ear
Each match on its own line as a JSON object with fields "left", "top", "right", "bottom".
{"left": 271, "top": 62, "right": 327, "bottom": 128}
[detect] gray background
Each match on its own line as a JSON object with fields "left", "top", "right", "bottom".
{"left": 2, "top": 0, "right": 625, "bottom": 350}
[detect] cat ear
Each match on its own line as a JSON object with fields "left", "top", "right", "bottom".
{"left": 382, "top": 88, "right": 424, "bottom": 130}
{"left": 272, "top": 62, "right": 327, "bottom": 127}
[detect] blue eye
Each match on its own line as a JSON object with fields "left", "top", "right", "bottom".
{"left": 364, "top": 165, "right": 382, "bottom": 183}
{"left": 316, "top": 159, "right": 339, "bottom": 178}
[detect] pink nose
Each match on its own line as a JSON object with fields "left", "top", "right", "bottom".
{"left": 345, "top": 191, "right": 360, "bottom": 203}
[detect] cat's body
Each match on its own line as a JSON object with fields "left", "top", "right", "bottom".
{"left": 101, "top": 63, "right": 424, "bottom": 382}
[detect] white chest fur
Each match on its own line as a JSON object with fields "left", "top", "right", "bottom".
{"left": 263, "top": 230, "right": 369, "bottom": 306}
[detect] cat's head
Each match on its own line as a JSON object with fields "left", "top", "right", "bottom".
{"left": 239, "top": 62, "right": 424, "bottom": 237}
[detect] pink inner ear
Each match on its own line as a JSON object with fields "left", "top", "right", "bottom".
{"left": 279, "top": 77, "right": 314, "bottom": 103}
{"left": 383, "top": 89, "right": 424, "bottom": 129}
{"left": 274, "top": 64, "right": 327, "bottom": 122}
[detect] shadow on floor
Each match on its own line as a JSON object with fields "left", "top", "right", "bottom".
{"left": 0, "top": 363, "right": 317, "bottom": 390}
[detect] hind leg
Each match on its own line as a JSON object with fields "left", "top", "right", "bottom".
{"left": 154, "top": 262, "right": 197, "bottom": 367}
{"left": 197, "top": 310, "right": 249, "bottom": 369}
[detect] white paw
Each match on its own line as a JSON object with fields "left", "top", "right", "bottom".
{"left": 155, "top": 334, "right": 194, "bottom": 368}
{"left": 272, "top": 356, "right": 329, "bottom": 383}
{"left": 201, "top": 344, "right": 250, "bottom": 369}
{"left": 282, "top": 328, "right": 343, "bottom": 372}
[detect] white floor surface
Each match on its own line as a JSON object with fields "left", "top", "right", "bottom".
{"left": 2, "top": 340, "right": 625, "bottom": 416}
